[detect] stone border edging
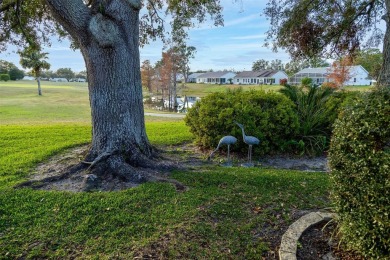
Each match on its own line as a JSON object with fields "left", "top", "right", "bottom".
{"left": 279, "top": 211, "right": 337, "bottom": 260}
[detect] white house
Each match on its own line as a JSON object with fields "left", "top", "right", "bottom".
{"left": 234, "top": 70, "right": 288, "bottom": 85}
{"left": 196, "top": 71, "right": 236, "bottom": 84}
{"left": 50, "top": 78, "right": 68, "bottom": 82}
{"left": 187, "top": 73, "right": 204, "bottom": 83}
{"left": 289, "top": 65, "right": 371, "bottom": 86}
{"left": 344, "top": 65, "right": 371, "bottom": 86}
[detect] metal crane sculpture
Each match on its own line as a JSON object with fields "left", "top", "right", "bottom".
{"left": 208, "top": 135, "right": 237, "bottom": 166}
{"left": 234, "top": 121, "right": 260, "bottom": 167}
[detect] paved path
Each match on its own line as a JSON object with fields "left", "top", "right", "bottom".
{"left": 144, "top": 112, "right": 185, "bottom": 118}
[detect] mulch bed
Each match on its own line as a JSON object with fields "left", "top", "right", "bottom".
{"left": 297, "top": 220, "right": 364, "bottom": 260}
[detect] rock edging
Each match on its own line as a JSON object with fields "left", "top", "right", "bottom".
{"left": 279, "top": 211, "right": 337, "bottom": 260}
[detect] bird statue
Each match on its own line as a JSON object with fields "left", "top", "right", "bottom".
{"left": 208, "top": 135, "right": 237, "bottom": 166}
{"left": 234, "top": 121, "right": 260, "bottom": 167}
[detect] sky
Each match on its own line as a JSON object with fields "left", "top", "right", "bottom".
{"left": 0, "top": 1, "right": 291, "bottom": 73}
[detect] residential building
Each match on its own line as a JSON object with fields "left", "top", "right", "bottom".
{"left": 289, "top": 65, "right": 371, "bottom": 86}
{"left": 234, "top": 70, "right": 288, "bottom": 85}
{"left": 187, "top": 73, "right": 204, "bottom": 83}
{"left": 196, "top": 71, "right": 236, "bottom": 84}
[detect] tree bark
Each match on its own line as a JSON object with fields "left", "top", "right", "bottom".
{"left": 45, "top": 0, "right": 156, "bottom": 181}
{"left": 378, "top": 0, "right": 390, "bottom": 86}
{"left": 36, "top": 77, "right": 42, "bottom": 96}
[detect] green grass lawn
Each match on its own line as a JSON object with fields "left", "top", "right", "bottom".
{"left": 178, "top": 83, "right": 283, "bottom": 97}
{"left": 0, "top": 80, "right": 331, "bottom": 258}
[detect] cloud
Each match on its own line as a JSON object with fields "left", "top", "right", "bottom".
{"left": 224, "top": 13, "right": 260, "bottom": 27}
{"left": 230, "top": 34, "right": 265, "bottom": 40}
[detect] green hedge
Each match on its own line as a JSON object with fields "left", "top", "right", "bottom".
{"left": 329, "top": 87, "right": 390, "bottom": 258}
{"left": 0, "top": 74, "right": 10, "bottom": 81}
{"left": 184, "top": 89, "right": 299, "bottom": 155}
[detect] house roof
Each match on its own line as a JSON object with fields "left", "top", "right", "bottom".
{"left": 235, "top": 70, "right": 280, "bottom": 78}
{"left": 298, "top": 67, "right": 330, "bottom": 74}
{"left": 198, "top": 71, "right": 235, "bottom": 78}
{"left": 188, "top": 73, "right": 204, "bottom": 79}
{"left": 297, "top": 65, "right": 368, "bottom": 75}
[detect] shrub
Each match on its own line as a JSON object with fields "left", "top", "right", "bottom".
{"left": 0, "top": 74, "right": 10, "bottom": 81}
{"left": 301, "top": 77, "right": 312, "bottom": 87}
{"left": 329, "top": 87, "right": 390, "bottom": 258}
{"left": 321, "top": 82, "right": 337, "bottom": 89}
{"left": 324, "top": 90, "right": 361, "bottom": 127}
{"left": 184, "top": 88, "right": 299, "bottom": 155}
{"left": 279, "top": 78, "right": 288, "bottom": 86}
{"left": 279, "top": 84, "right": 336, "bottom": 155}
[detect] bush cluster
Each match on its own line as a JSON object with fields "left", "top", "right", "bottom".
{"left": 329, "top": 87, "right": 390, "bottom": 258}
{"left": 0, "top": 74, "right": 10, "bottom": 81}
{"left": 184, "top": 88, "right": 299, "bottom": 155}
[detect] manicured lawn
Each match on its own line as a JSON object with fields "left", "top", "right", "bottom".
{"left": 178, "top": 83, "right": 283, "bottom": 97}
{"left": 0, "top": 125, "right": 329, "bottom": 258}
{"left": 0, "top": 80, "right": 331, "bottom": 258}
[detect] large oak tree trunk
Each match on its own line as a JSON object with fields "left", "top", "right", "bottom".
{"left": 45, "top": 1, "right": 161, "bottom": 183}
{"left": 379, "top": 0, "right": 390, "bottom": 86}
{"left": 82, "top": 29, "right": 151, "bottom": 161}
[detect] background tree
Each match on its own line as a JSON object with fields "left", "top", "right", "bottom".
{"left": 0, "top": 0, "right": 223, "bottom": 183}
{"left": 40, "top": 70, "right": 56, "bottom": 79}
{"left": 264, "top": 0, "right": 390, "bottom": 86}
{"left": 159, "top": 50, "right": 176, "bottom": 111}
{"left": 0, "top": 60, "right": 16, "bottom": 74}
{"left": 75, "top": 70, "right": 87, "bottom": 80}
{"left": 353, "top": 48, "right": 383, "bottom": 80}
{"left": 0, "top": 74, "right": 10, "bottom": 81}
{"left": 252, "top": 59, "right": 289, "bottom": 71}
{"left": 252, "top": 59, "right": 269, "bottom": 70}
{"left": 141, "top": 60, "right": 154, "bottom": 93}
{"left": 327, "top": 57, "right": 353, "bottom": 89}
{"left": 56, "top": 67, "right": 74, "bottom": 81}
{"left": 174, "top": 44, "right": 196, "bottom": 85}
{"left": 8, "top": 67, "right": 25, "bottom": 80}
{"left": 269, "top": 59, "right": 283, "bottom": 70}
{"left": 0, "top": 60, "right": 25, "bottom": 80}
{"left": 19, "top": 48, "right": 50, "bottom": 96}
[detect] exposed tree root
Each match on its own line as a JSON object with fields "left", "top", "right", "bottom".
{"left": 15, "top": 148, "right": 188, "bottom": 192}
{"left": 14, "top": 163, "right": 87, "bottom": 189}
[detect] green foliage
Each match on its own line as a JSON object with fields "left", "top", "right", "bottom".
{"left": 56, "top": 67, "right": 75, "bottom": 81}
{"left": 354, "top": 48, "right": 382, "bottom": 79}
{"left": 324, "top": 90, "right": 361, "bottom": 125}
{"left": 0, "top": 60, "right": 24, "bottom": 80}
{"left": 0, "top": 74, "right": 10, "bottom": 81}
{"left": 185, "top": 88, "right": 299, "bottom": 155}
{"left": 329, "top": 87, "right": 390, "bottom": 258}
{"left": 264, "top": 1, "right": 384, "bottom": 60}
{"left": 279, "top": 84, "right": 336, "bottom": 155}
{"left": 300, "top": 77, "right": 312, "bottom": 87}
{"left": 8, "top": 67, "right": 25, "bottom": 80}
{"left": 19, "top": 48, "right": 50, "bottom": 77}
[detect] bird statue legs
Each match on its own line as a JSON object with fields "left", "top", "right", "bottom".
{"left": 222, "top": 144, "right": 233, "bottom": 167}
{"left": 241, "top": 145, "right": 255, "bottom": 167}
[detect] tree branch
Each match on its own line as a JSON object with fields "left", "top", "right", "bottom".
{"left": 0, "top": 0, "right": 16, "bottom": 13}
{"left": 44, "top": 0, "right": 90, "bottom": 38}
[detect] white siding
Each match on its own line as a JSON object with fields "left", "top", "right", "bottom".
{"left": 344, "top": 66, "right": 371, "bottom": 86}
{"left": 272, "top": 71, "right": 289, "bottom": 84}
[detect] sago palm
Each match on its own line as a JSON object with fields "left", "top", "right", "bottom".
{"left": 280, "top": 84, "right": 335, "bottom": 155}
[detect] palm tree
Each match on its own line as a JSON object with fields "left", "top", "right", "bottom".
{"left": 19, "top": 48, "right": 50, "bottom": 96}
